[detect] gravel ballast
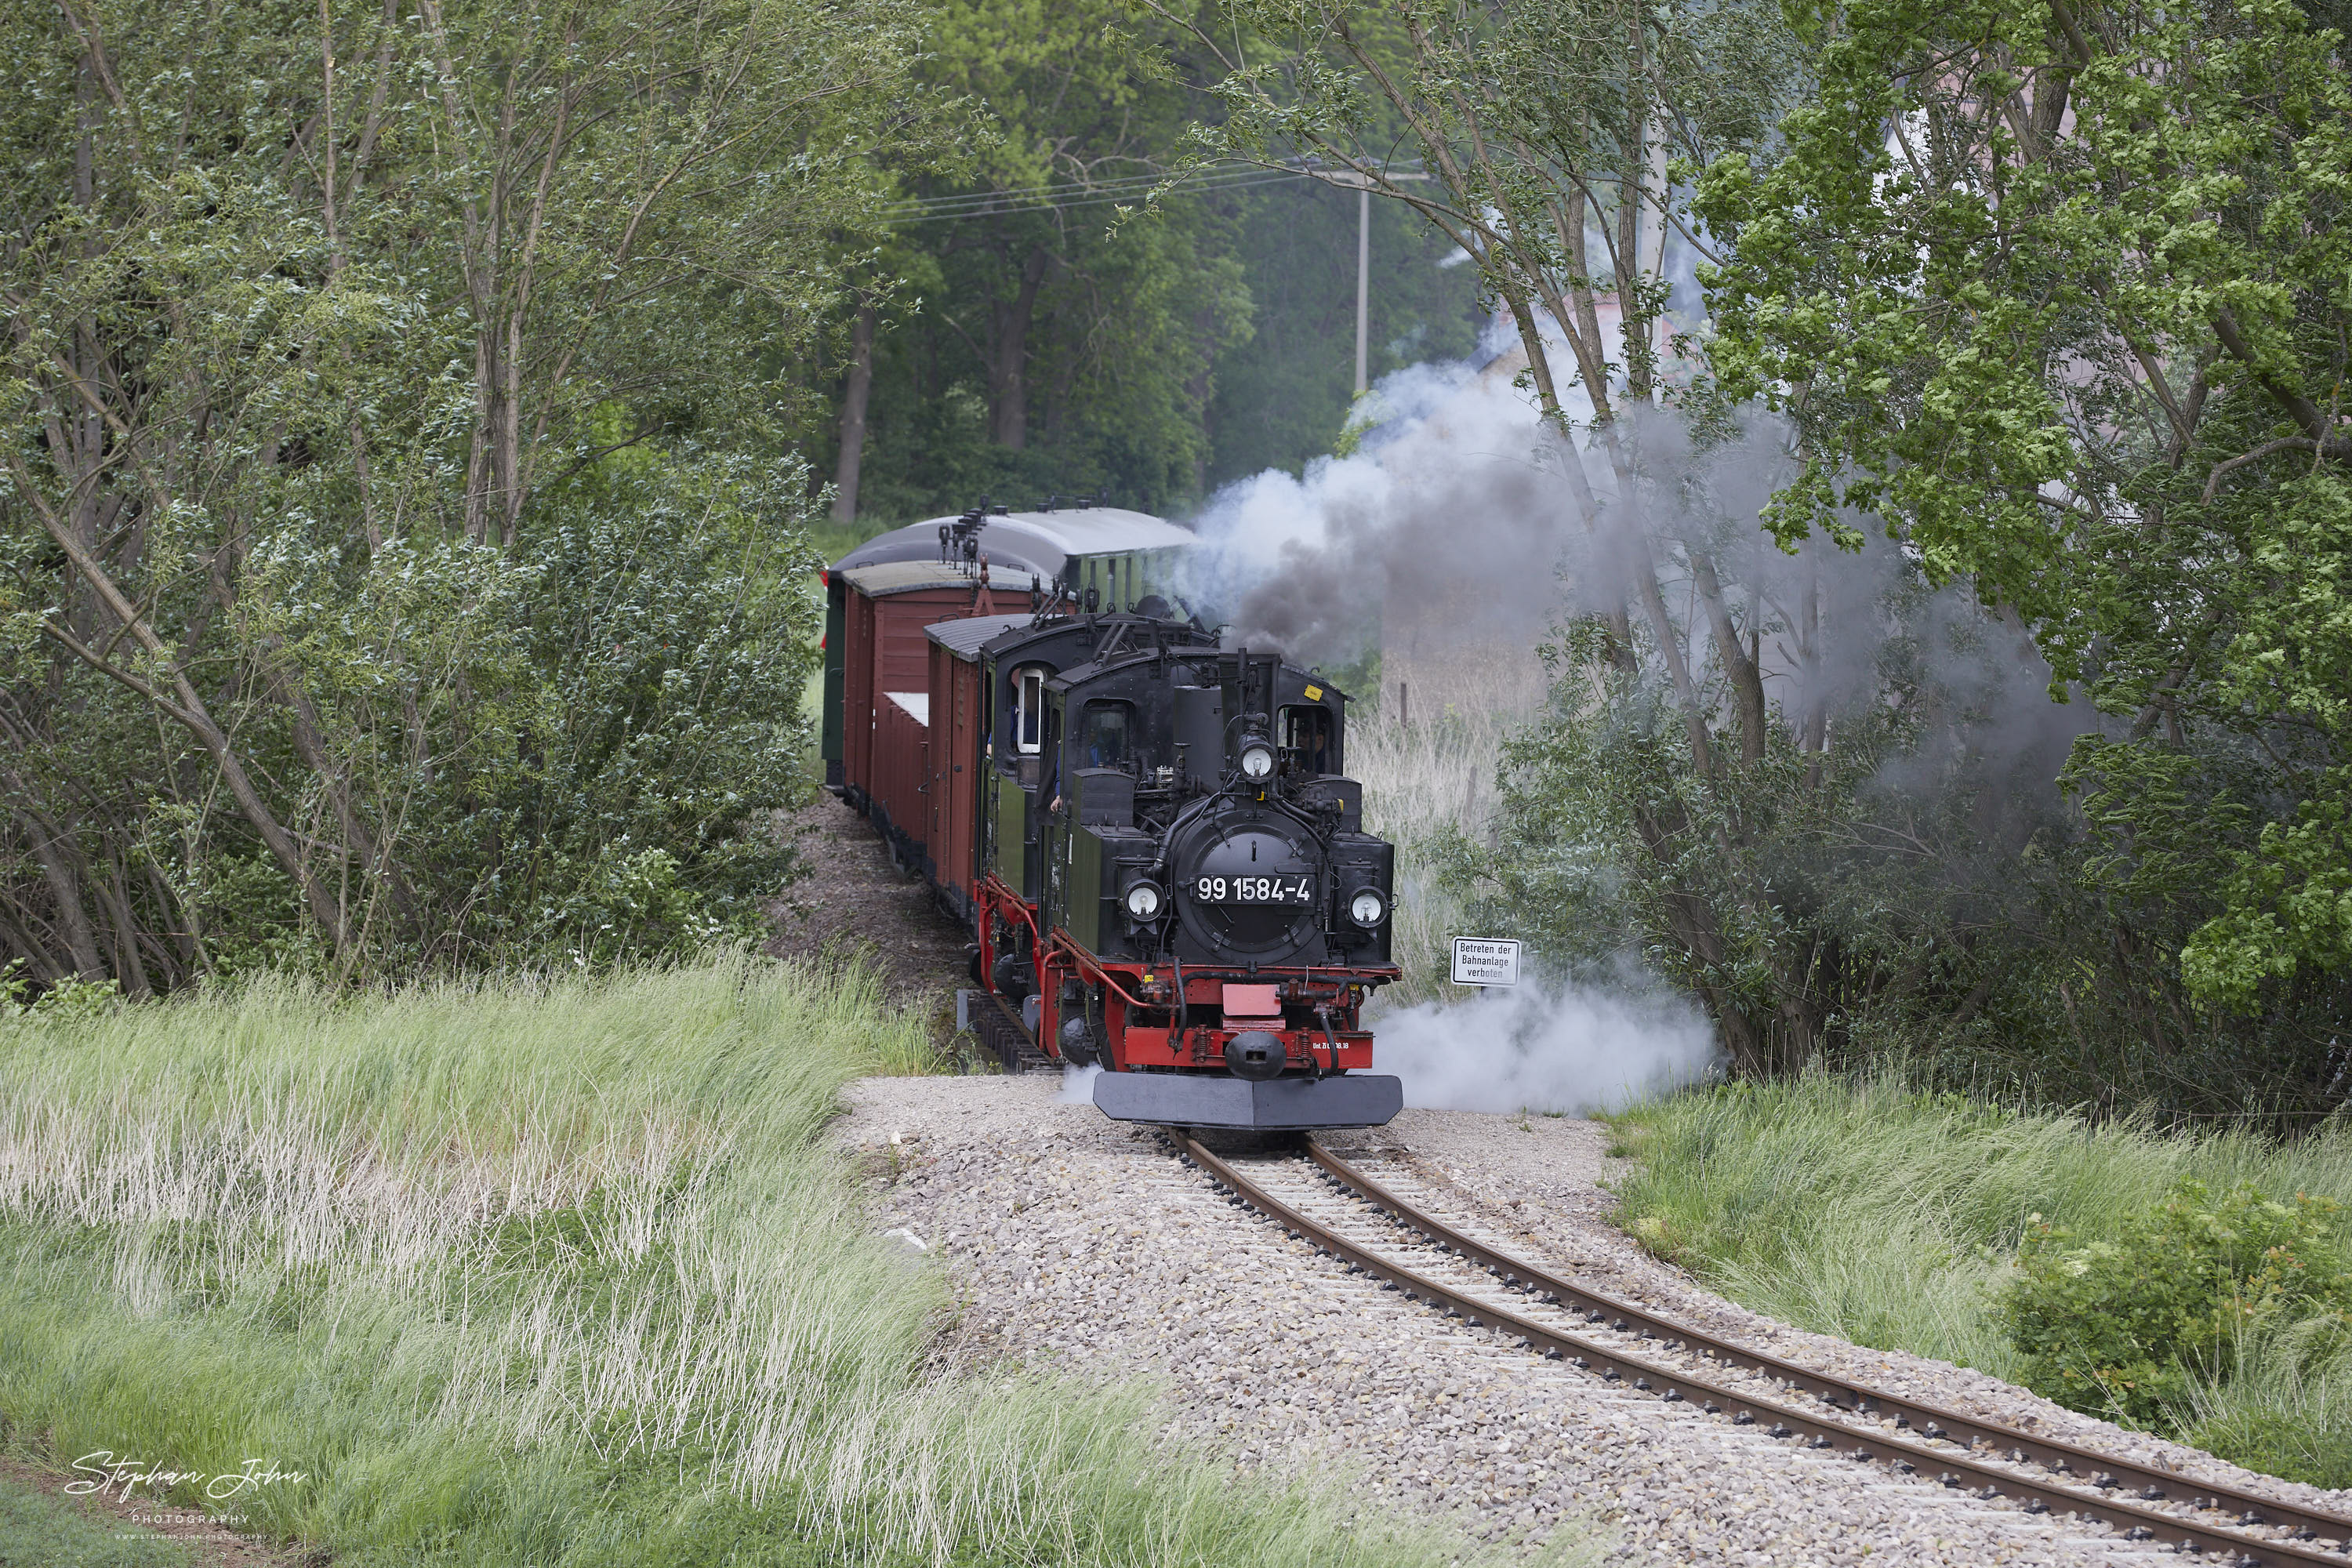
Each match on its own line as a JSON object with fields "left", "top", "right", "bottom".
{"left": 840, "top": 1074, "right": 2338, "bottom": 1565}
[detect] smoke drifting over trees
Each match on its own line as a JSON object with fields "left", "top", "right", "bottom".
{"left": 1169, "top": 0, "right": 2352, "bottom": 1115}
{"left": 1184, "top": 350, "right": 2127, "bottom": 1091}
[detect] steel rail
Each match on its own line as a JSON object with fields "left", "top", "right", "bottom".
{"left": 1307, "top": 1137, "right": 2352, "bottom": 1534}
{"left": 1174, "top": 1133, "right": 2351, "bottom": 1568}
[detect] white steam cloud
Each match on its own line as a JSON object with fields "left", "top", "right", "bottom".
{"left": 1057, "top": 1062, "right": 1103, "bottom": 1103}
{"left": 1173, "top": 332, "right": 1577, "bottom": 666}
{"left": 1374, "top": 978, "right": 1720, "bottom": 1115}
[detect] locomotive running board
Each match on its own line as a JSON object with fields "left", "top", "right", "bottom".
{"left": 1092, "top": 1073, "right": 1403, "bottom": 1130}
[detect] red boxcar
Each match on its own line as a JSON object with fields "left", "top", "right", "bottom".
{"left": 922, "top": 615, "right": 1016, "bottom": 920}
{"left": 832, "top": 557, "right": 1014, "bottom": 880}
{"left": 822, "top": 505, "right": 1191, "bottom": 908}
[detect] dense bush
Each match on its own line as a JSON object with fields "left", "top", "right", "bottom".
{"left": 1, "top": 0, "right": 938, "bottom": 992}
{"left": 1429, "top": 471, "right": 2351, "bottom": 1117}
{"left": 1998, "top": 1181, "right": 2352, "bottom": 1426}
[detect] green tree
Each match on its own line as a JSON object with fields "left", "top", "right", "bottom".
{"left": 1692, "top": 0, "right": 2352, "bottom": 1022}
{"left": 1178, "top": 0, "right": 1912, "bottom": 1075}
{"left": 0, "top": 0, "right": 942, "bottom": 986}
{"left": 1204, "top": 174, "right": 1484, "bottom": 486}
{"left": 829, "top": 0, "right": 1257, "bottom": 521}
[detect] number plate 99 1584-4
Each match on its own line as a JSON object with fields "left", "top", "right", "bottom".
{"left": 1193, "top": 875, "right": 1314, "bottom": 905}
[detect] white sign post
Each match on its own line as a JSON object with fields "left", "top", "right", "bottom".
{"left": 1450, "top": 938, "right": 1522, "bottom": 987}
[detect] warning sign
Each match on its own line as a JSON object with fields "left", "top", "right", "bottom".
{"left": 1450, "top": 938, "right": 1522, "bottom": 987}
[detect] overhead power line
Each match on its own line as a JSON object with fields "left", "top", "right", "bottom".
{"left": 881, "top": 159, "right": 1427, "bottom": 224}
{"left": 883, "top": 164, "right": 1297, "bottom": 223}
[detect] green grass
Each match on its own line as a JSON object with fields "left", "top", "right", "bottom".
{"left": 1607, "top": 1073, "right": 2352, "bottom": 1486}
{"left": 1350, "top": 664, "right": 1530, "bottom": 1009}
{"left": 0, "top": 953, "right": 1485, "bottom": 1567}
{"left": 0, "top": 1475, "right": 194, "bottom": 1567}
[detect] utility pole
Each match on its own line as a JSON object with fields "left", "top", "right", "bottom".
{"left": 1316, "top": 165, "right": 1432, "bottom": 396}
{"left": 1356, "top": 183, "right": 1370, "bottom": 395}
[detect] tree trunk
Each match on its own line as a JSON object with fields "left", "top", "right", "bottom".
{"left": 989, "top": 247, "right": 1050, "bottom": 449}
{"left": 1619, "top": 24, "right": 1651, "bottom": 401}
{"left": 13, "top": 472, "right": 353, "bottom": 954}
{"left": 0, "top": 899, "right": 65, "bottom": 986}
{"left": 1690, "top": 549, "right": 1768, "bottom": 766}
{"left": 1798, "top": 552, "right": 1829, "bottom": 788}
{"left": 832, "top": 304, "right": 875, "bottom": 524}
{"left": 9, "top": 807, "right": 103, "bottom": 981}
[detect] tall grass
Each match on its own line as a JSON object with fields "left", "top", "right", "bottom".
{"left": 0, "top": 954, "right": 1475, "bottom": 1566}
{"left": 1352, "top": 639, "right": 1542, "bottom": 1006}
{"left": 1610, "top": 1073, "right": 2352, "bottom": 1484}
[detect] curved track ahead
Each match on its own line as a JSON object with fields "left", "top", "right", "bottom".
{"left": 1175, "top": 1132, "right": 2352, "bottom": 1568}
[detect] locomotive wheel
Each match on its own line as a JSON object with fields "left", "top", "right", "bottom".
{"left": 990, "top": 950, "right": 1033, "bottom": 999}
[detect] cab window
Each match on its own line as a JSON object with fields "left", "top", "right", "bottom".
{"left": 1080, "top": 701, "right": 1133, "bottom": 770}
{"left": 1281, "top": 705, "right": 1334, "bottom": 775}
{"left": 1014, "top": 666, "right": 1046, "bottom": 754}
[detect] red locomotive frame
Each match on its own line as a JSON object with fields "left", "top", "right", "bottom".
{"left": 969, "top": 869, "right": 1380, "bottom": 1075}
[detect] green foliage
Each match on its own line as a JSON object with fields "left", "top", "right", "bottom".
{"left": 1610, "top": 1073, "right": 2352, "bottom": 1485}
{"left": 1691, "top": 0, "right": 2352, "bottom": 1018}
{"left": 1999, "top": 1181, "right": 2352, "bottom": 1426}
{"left": 1454, "top": 599, "right": 2352, "bottom": 1112}
{"left": 834, "top": 0, "right": 1490, "bottom": 527}
{"left": 837, "top": 0, "right": 1258, "bottom": 521}
{"left": 1202, "top": 180, "right": 1484, "bottom": 488}
{"left": 0, "top": 0, "right": 934, "bottom": 989}
{"left": 0, "top": 1477, "right": 192, "bottom": 1568}
{"left": 0, "top": 961, "right": 122, "bottom": 1023}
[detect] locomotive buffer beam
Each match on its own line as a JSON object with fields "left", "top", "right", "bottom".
{"left": 1093, "top": 1071, "right": 1403, "bottom": 1130}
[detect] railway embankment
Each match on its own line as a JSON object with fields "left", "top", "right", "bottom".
{"left": 846, "top": 1074, "right": 2339, "bottom": 1564}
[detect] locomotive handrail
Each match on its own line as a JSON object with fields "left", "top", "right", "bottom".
{"left": 1054, "top": 928, "right": 1156, "bottom": 1012}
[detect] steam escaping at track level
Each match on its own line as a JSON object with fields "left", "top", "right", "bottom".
{"left": 1374, "top": 977, "right": 1720, "bottom": 1115}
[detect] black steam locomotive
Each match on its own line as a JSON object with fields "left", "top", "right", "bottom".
{"left": 826, "top": 504, "right": 1403, "bottom": 1129}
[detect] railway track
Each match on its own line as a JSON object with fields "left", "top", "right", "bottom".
{"left": 970, "top": 988, "right": 1055, "bottom": 1073}
{"left": 1175, "top": 1131, "right": 2352, "bottom": 1567}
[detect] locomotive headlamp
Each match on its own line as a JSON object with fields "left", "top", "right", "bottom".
{"left": 1124, "top": 880, "right": 1164, "bottom": 920}
{"left": 1349, "top": 888, "right": 1387, "bottom": 927}
{"left": 1238, "top": 737, "right": 1276, "bottom": 780}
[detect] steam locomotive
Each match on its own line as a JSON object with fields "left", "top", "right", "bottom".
{"left": 823, "top": 502, "right": 1403, "bottom": 1129}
